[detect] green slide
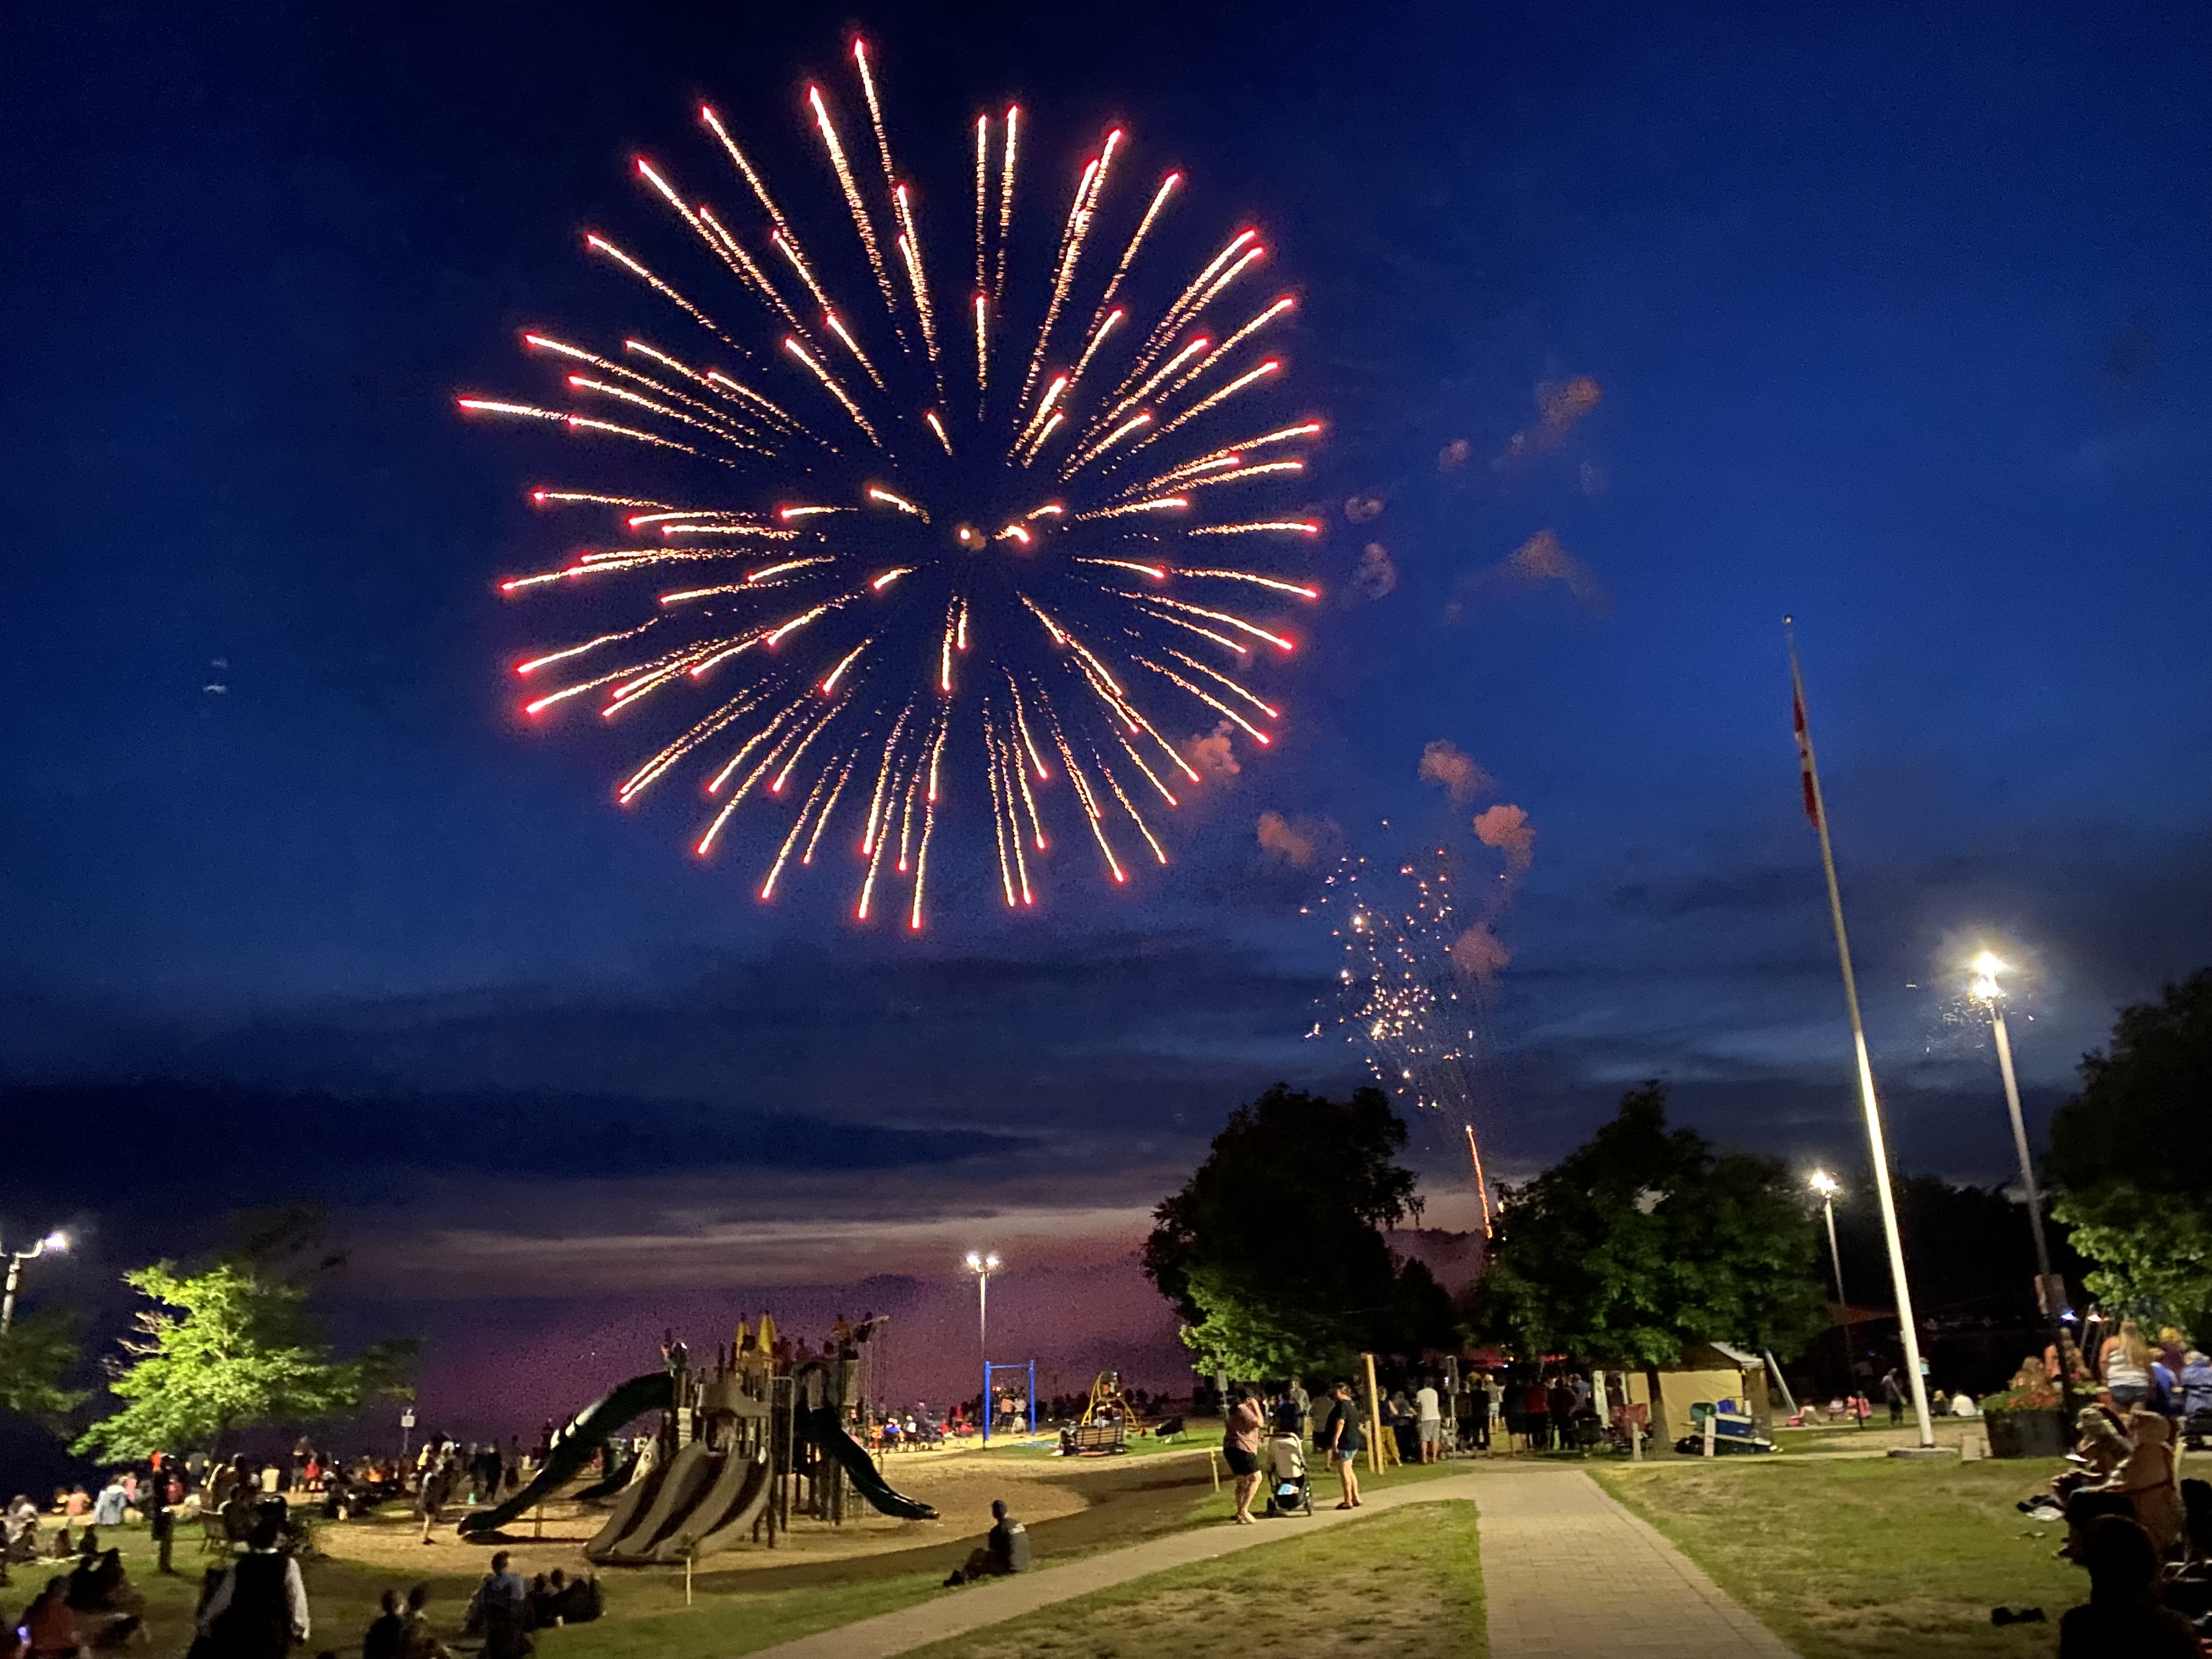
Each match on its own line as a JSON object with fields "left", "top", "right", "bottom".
{"left": 459, "top": 1371, "right": 674, "bottom": 1537}
{"left": 800, "top": 1403, "right": 939, "bottom": 1521}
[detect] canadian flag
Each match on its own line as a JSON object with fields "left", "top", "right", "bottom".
{"left": 1792, "top": 680, "right": 1821, "bottom": 830}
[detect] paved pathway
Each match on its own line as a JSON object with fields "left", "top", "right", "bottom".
{"left": 1476, "top": 1470, "right": 1795, "bottom": 1658}
{"left": 747, "top": 1464, "right": 1797, "bottom": 1659}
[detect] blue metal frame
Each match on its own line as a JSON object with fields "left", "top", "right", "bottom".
{"left": 980, "top": 1359, "right": 1037, "bottom": 1446}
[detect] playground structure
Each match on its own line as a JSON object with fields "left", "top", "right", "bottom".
{"left": 1059, "top": 1370, "right": 1148, "bottom": 1456}
{"left": 459, "top": 1314, "right": 936, "bottom": 1563}
{"left": 979, "top": 1359, "right": 1036, "bottom": 1446}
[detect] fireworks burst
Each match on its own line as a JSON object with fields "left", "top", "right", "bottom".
{"left": 1311, "top": 849, "right": 1499, "bottom": 1233}
{"left": 461, "top": 38, "right": 1322, "bottom": 928}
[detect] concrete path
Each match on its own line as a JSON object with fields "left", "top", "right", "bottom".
{"left": 1476, "top": 1470, "right": 1795, "bottom": 1658}
{"left": 747, "top": 1464, "right": 1797, "bottom": 1659}
{"left": 747, "top": 1471, "right": 1485, "bottom": 1659}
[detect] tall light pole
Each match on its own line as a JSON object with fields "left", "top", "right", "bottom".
{"left": 1808, "top": 1173, "right": 1858, "bottom": 1413}
{"left": 964, "top": 1252, "right": 1001, "bottom": 1444}
{"left": 963, "top": 1251, "right": 999, "bottom": 1358}
{"left": 1, "top": 1232, "right": 70, "bottom": 1334}
{"left": 1970, "top": 954, "right": 2057, "bottom": 1294}
{"left": 1970, "top": 952, "right": 2072, "bottom": 1411}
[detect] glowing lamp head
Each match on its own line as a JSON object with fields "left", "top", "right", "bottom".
{"left": 1971, "top": 950, "right": 2007, "bottom": 1003}
{"left": 1808, "top": 1170, "right": 1840, "bottom": 1199}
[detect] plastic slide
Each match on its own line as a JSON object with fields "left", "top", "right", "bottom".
{"left": 650, "top": 1446, "right": 772, "bottom": 1562}
{"left": 800, "top": 1403, "right": 939, "bottom": 1521}
{"left": 583, "top": 1457, "right": 669, "bottom": 1559}
{"left": 572, "top": 1441, "right": 636, "bottom": 1504}
{"left": 460, "top": 1371, "right": 675, "bottom": 1537}
{"left": 592, "top": 1440, "right": 720, "bottom": 1563}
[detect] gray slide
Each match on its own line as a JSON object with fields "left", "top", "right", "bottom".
{"left": 583, "top": 1455, "right": 671, "bottom": 1561}
{"left": 649, "top": 1446, "right": 773, "bottom": 1562}
{"left": 591, "top": 1440, "right": 720, "bottom": 1563}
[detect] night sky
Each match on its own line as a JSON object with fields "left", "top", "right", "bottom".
{"left": 3, "top": 0, "right": 2206, "bottom": 1431}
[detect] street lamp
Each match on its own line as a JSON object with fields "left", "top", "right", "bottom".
{"left": 1808, "top": 1173, "right": 1858, "bottom": 1414}
{"left": 2, "top": 1231, "right": 70, "bottom": 1335}
{"left": 1969, "top": 954, "right": 2059, "bottom": 1301}
{"left": 962, "top": 1251, "right": 1000, "bottom": 1358}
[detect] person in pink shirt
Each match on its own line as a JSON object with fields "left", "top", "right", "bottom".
{"left": 1222, "top": 1390, "right": 1264, "bottom": 1525}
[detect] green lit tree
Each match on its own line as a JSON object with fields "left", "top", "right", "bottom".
{"left": 0, "top": 1307, "right": 88, "bottom": 1426}
{"left": 1466, "top": 1082, "right": 1826, "bottom": 1367}
{"left": 75, "top": 1260, "right": 415, "bottom": 1460}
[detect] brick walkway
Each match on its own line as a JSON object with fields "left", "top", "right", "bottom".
{"left": 1476, "top": 1469, "right": 1795, "bottom": 1658}
{"left": 746, "top": 1464, "right": 1796, "bottom": 1659}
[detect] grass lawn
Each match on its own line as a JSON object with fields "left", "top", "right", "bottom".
{"left": 30, "top": 1454, "right": 1469, "bottom": 1656}
{"left": 905, "top": 1499, "right": 1485, "bottom": 1659}
{"left": 1594, "top": 1455, "right": 2083, "bottom": 1658}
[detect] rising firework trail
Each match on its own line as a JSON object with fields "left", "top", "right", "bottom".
{"left": 462, "top": 37, "right": 1322, "bottom": 929}
{"left": 1311, "top": 849, "right": 1499, "bottom": 1224}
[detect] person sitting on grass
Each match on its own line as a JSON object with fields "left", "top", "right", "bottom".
{"left": 2058, "top": 1515, "right": 2199, "bottom": 1657}
{"left": 2100, "top": 1409, "right": 2186, "bottom": 1555}
{"left": 362, "top": 1589, "right": 409, "bottom": 1659}
{"left": 941, "top": 1500, "right": 1029, "bottom": 1586}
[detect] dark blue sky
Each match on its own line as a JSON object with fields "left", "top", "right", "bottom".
{"left": 2, "top": 0, "right": 2205, "bottom": 1405}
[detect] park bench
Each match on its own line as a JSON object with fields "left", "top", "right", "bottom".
{"left": 1057, "top": 1420, "right": 1128, "bottom": 1456}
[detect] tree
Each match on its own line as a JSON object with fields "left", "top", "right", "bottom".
{"left": 2047, "top": 970, "right": 2212, "bottom": 1196}
{"left": 0, "top": 1307, "right": 88, "bottom": 1425}
{"left": 1143, "top": 1084, "right": 1456, "bottom": 1379}
{"left": 75, "top": 1260, "right": 416, "bottom": 1460}
{"left": 2045, "top": 972, "right": 2212, "bottom": 1325}
{"left": 1465, "top": 1082, "right": 1826, "bottom": 1367}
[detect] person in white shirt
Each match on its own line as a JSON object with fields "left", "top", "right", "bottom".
{"left": 1414, "top": 1379, "right": 1444, "bottom": 1464}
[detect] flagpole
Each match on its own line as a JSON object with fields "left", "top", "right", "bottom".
{"left": 1786, "top": 618, "right": 1937, "bottom": 1453}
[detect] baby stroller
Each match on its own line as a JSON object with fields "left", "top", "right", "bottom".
{"left": 1263, "top": 1432, "right": 1312, "bottom": 1517}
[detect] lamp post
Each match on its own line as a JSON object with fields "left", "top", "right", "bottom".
{"left": 1970, "top": 951, "right": 2072, "bottom": 1409}
{"left": 1, "top": 1232, "right": 69, "bottom": 1335}
{"left": 1808, "top": 1173, "right": 1858, "bottom": 1414}
{"left": 964, "top": 1251, "right": 1001, "bottom": 1444}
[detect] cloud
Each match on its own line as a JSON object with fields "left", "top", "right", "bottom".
{"left": 1438, "top": 438, "right": 1472, "bottom": 472}
{"left": 1448, "top": 923, "right": 1513, "bottom": 981}
{"left": 1349, "top": 542, "right": 1398, "bottom": 600}
{"left": 1472, "top": 802, "right": 1536, "bottom": 876}
{"left": 1185, "top": 720, "right": 1240, "bottom": 778}
{"left": 1256, "top": 810, "right": 1317, "bottom": 868}
{"left": 1343, "top": 493, "right": 1385, "bottom": 524}
{"left": 1418, "top": 741, "right": 1494, "bottom": 805}
{"left": 1494, "top": 374, "right": 1603, "bottom": 468}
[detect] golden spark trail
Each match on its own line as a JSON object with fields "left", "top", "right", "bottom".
{"left": 806, "top": 86, "right": 901, "bottom": 324}
{"left": 1141, "top": 460, "right": 1306, "bottom": 498}
{"left": 1133, "top": 655, "right": 1272, "bottom": 743}
{"left": 924, "top": 409, "right": 953, "bottom": 454}
{"left": 1186, "top": 517, "right": 1319, "bottom": 536}
{"left": 1072, "top": 496, "right": 1186, "bottom": 522}
{"left": 802, "top": 753, "right": 856, "bottom": 866}
{"left": 994, "top": 105, "right": 1019, "bottom": 306}
{"left": 1060, "top": 412, "right": 1150, "bottom": 478}
{"left": 1176, "top": 567, "right": 1318, "bottom": 597}
{"left": 700, "top": 105, "right": 795, "bottom": 240}
{"left": 820, "top": 638, "right": 870, "bottom": 692}
{"left": 861, "top": 708, "right": 913, "bottom": 857}
{"left": 515, "top": 622, "right": 657, "bottom": 675}
{"left": 617, "top": 694, "right": 764, "bottom": 804}
{"left": 530, "top": 490, "right": 674, "bottom": 510}
{"left": 984, "top": 715, "right": 1018, "bottom": 906}
{"left": 1006, "top": 673, "right": 1051, "bottom": 782}
{"left": 703, "top": 701, "right": 804, "bottom": 808}
{"left": 823, "top": 312, "right": 885, "bottom": 389}
{"left": 1081, "top": 336, "right": 1209, "bottom": 450}
{"left": 696, "top": 206, "right": 805, "bottom": 335}
{"left": 1165, "top": 647, "right": 1278, "bottom": 716}
{"left": 563, "top": 375, "right": 768, "bottom": 455}
{"left": 782, "top": 337, "right": 881, "bottom": 445}
{"left": 973, "top": 292, "right": 989, "bottom": 398}
{"left": 1128, "top": 591, "right": 1295, "bottom": 651}
{"left": 458, "top": 399, "right": 702, "bottom": 458}
{"left": 1072, "top": 557, "right": 1168, "bottom": 579}
{"left": 771, "top": 231, "right": 836, "bottom": 319}
{"left": 894, "top": 188, "right": 941, "bottom": 371}
{"left": 1130, "top": 359, "right": 1282, "bottom": 452}
{"left": 910, "top": 717, "right": 950, "bottom": 929}
{"left": 695, "top": 366, "right": 807, "bottom": 433}
{"left": 770, "top": 697, "right": 845, "bottom": 795}
{"left": 1113, "top": 729, "right": 1182, "bottom": 805}
{"left": 1090, "top": 172, "right": 1181, "bottom": 341}
{"left": 1166, "top": 297, "right": 1295, "bottom": 398}
{"left": 1128, "top": 604, "right": 1251, "bottom": 656}
{"left": 1018, "top": 410, "right": 1064, "bottom": 465}
{"left": 524, "top": 335, "right": 772, "bottom": 444}
{"left": 760, "top": 764, "right": 832, "bottom": 898}
{"left": 584, "top": 235, "right": 737, "bottom": 351}
{"left": 1121, "top": 230, "right": 1255, "bottom": 385}
{"left": 1020, "top": 131, "right": 1120, "bottom": 410}
{"left": 867, "top": 486, "right": 927, "bottom": 520}
{"left": 974, "top": 115, "right": 990, "bottom": 294}
{"left": 1101, "top": 752, "right": 1171, "bottom": 865}
{"left": 1069, "top": 307, "right": 1124, "bottom": 387}
{"left": 851, "top": 38, "right": 898, "bottom": 185}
